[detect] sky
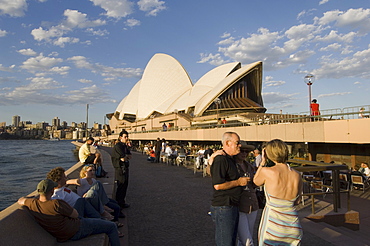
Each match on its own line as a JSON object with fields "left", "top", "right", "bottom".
{"left": 0, "top": 0, "right": 369, "bottom": 127}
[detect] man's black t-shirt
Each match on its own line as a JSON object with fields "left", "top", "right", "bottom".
{"left": 211, "top": 152, "right": 242, "bottom": 206}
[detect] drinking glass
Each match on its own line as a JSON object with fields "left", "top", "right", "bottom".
{"left": 243, "top": 172, "right": 250, "bottom": 190}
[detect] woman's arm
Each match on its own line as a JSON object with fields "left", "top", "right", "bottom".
{"left": 66, "top": 178, "right": 81, "bottom": 186}
{"left": 253, "top": 166, "right": 266, "bottom": 186}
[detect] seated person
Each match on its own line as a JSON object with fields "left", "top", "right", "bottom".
{"left": 47, "top": 167, "right": 114, "bottom": 221}
{"left": 79, "top": 137, "right": 102, "bottom": 165}
{"left": 67, "top": 165, "right": 123, "bottom": 223}
{"left": 361, "top": 162, "right": 370, "bottom": 179}
{"left": 195, "top": 146, "right": 205, "bottom": 169}
{"left": 18, "top": 179, "right": 121, "bottom": 245}
{"left": 165, "top": 144, "right": 177, "bottom": 163}
{"left": 147, "top": 147, "right": 156, "bottom": 162}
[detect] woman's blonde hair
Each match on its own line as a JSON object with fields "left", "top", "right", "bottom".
{"left": 265, "top": 139, "right": 289, "bottom": 164}
{"left": 80, "top": 164, "right": 95, "bottom": 178}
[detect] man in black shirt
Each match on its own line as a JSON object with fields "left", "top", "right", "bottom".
{"left": 111, "top": 130, "right": 132, "bottom": 209}
{"left": 210, "top": 132, "right": 248, "bottom": 246}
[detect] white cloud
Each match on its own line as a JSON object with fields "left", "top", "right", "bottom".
{"left": 312, "top": 45, "right": 370, "bottom": 79}
{"left": 53, "top": 37, "right": 80, "bottom": 47}
{"left": 137, "top": 0, "right": 166, "bottom": 16}
{"left": 31, "top": 9, "right": 106, "bottom": 45}
{"left": 68, "top": 56, "right": 143, "bottom": 78}
{"left": 21, "top": 54, "right": 63, "bottom": 73}
{"left": 49, "top": 66, "right": 70, "bottom": 75}
{"left": 319, "top": 43, "right": 341, "bottom": 52}
{"left": 317, "top": 92, "right": 352, "bottom": 98}
{"left": 0, "top": 64, "right": 15, "bottom": 72}
{"left": 17, "top": 48, "right": 38, "bottom": 56}
{"left": 314, "top": 30, "right": 357, "bottom": 43}
{"left": 78, "top": 79, "right": 92, "bottom": 84}
{"left": 217, "top": 37, "right": 235, "bottom": 46}
{"left": 319, "top": 0, "right": 329, "bottom": 5}
{"left": 90, "top": 0, "right": 134, "bottom": 19}
{"left": 264, "top": 76, "right": 286, "bottom": 87}
{"left": 0, "top": 29, "right": 8, "bottom": 37}
{"left": 262, "top": 92, "right": 297, "bottom": 104}
{"left": 354, "top": 81, "right": 361, "bottom": 85}
{"left": 315, "top": 8, "right": 370, "bottom": 33}
{"left": 221, "top": 32, "right": 231, "bottom": 39}
{"left": 0, "top": 0, "right": 27, "bottom": 17}
{"left": 125, "top": 18, "right": 141, "bottom": 27}
{"left": 86, "top": 28, "right": 109, "bottom": 36}
{"left": 197, "top": 53, "right": 228, "bottom": 66}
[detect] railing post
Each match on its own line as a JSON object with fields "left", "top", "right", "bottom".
{"left": 332, "top": 169, "right": 340, "bottom": 212}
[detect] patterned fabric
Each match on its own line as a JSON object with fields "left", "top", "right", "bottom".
{"left": 258, "top": 188, "right": 302, "bottom": 246}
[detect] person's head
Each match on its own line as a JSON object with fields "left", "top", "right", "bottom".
{"left": 119, "top": 130, "right": 129, "bottom": 143}
{"left": 37, "top": 179, "right": 57, "bottom": 197}
{"left": 221, "top": 132, "right": 241, "bottom": 156}
{"left": 47, "top": 167, "right": 66, "bottom": 187}
{"left": 264, "top": 139, "right": 289, "bottom": 164}
{"left": 86, "top": 137, "right": 94, "bottom": 145}
{"left": 361, "top": 162, "right": 369, "bottom": 168}
{"left": 253, "top": 149, "right": 260, "bottom": 156}
{"left": 235, "top": 141, "right": 255, "bottom": 161}
{"left": 312, "top": 99, "right": 317, "bottom": 103}
{"left": 80, "top": 164, "right": 95, "bottom": 178}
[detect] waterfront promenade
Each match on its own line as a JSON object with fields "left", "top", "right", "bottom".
{"left": 100, "top": 148, "right": 370, "bottom": 246}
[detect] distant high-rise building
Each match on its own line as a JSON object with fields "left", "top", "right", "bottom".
{"left": 0, "top": 122, "right": 6, "bottom": 127}
{"left": 71, "top": 122, "right": 77, "bottom": 128}
{"left": 52, "top": 117, "right": 60, "bottom": 127}
{"left": 61, "top": 121, "right": 68, "bottom": 128}
{"left": 12, "top": 115, "right": 20, "bottom": 127}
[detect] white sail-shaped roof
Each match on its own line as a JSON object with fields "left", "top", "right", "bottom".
{"left": 114, "top": 53, "right": 264, "bottom": 120}
{"left": 136, "top": 53, "right": 193, "bottom": 119}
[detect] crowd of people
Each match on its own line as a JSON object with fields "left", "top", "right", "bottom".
{"left": 17, "top": 131, "right": 134, "bottom": 245}
{"left": 209, "top": 132, "right": 303, "bottom": 246}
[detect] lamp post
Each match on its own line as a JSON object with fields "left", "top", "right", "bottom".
{"left": 304, "top": 74, "right": 315, "bottom": 115}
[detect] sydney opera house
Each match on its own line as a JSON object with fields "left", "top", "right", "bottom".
{"left": 107, "top": 53, "right": 266, "bottom": 133}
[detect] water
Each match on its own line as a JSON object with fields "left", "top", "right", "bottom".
{"left": 0, "top": 140, "right": 78, "bottom": 211}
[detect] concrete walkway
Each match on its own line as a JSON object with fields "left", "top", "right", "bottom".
{"left": 99, "top": 148, "right": 370, "bottom": 246}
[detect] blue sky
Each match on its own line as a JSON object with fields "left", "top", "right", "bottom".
{"left": 0, "top": 0, "right": 369, "bottom": 126}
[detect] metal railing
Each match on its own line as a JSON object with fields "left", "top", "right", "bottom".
{"left": 288, "top": 159, "right": 350, "bottom": 214}
{"left": 122, "top": 105, "right": 370, "bottom": 135}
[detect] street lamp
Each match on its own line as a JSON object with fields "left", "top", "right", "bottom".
{"left": 304, "top": 74, "right": 315, "bottom": 115}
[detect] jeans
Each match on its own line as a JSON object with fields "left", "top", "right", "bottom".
{"left": 211, "top": 205, "right": 239, "bottom": 246}
{"left": 237, "top": 210, "right": 258, "bottom": 246}
{"left": 73, "top": 198, "right": 101, "bottom": 218}
{"left": 84, "top": 180, "right": 110, "bottom": 214}
{"left": 71, "top": 218, "right": 120, "bottom": 246}
{"left": 106, "top": 198, "right": 121, "bottom": 221}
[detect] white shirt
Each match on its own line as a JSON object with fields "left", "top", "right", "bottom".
{"left": 77, "top": 178, "right": 96, "bottom": 197}
{"left": 364, "top": 167, "right": 370, "bottom": 177}
{"left": 165, "top": 146, "right": 173, "bottom": 156}
{"left": 52, "top": 187, "right": 80, "bottom": 207}
{"left": 254, "top": 154, "right": 262, "bottom": 168}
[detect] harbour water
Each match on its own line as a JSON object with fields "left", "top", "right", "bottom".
{"left": 0, "top": 140, "right": 77, "bottom": 211}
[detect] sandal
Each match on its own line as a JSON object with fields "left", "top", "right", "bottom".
{"left": 118, "top": 231, "right": 124, "bottom": 238}
{"left": 115, "top": 221, "right": 124, "bottom": 228}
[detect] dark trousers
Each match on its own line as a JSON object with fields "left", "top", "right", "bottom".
{"left": 155, "top": 151, "right": 161, "bottom": 163}
{"left": 115, "top": 166, "right": 129, "bottom": 208}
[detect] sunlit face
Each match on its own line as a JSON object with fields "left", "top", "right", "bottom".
{"left": 85, "top": 166, "right": 95, "bottom": 178}
{"left": 120, "top": 134, "right": 129, "bottom": 143}
{"left": 227, "top": 134, "right": 241, "bottom": 156}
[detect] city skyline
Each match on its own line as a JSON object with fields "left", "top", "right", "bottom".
{"left": 0, "top": 0, "right": 369, "bottom": 126}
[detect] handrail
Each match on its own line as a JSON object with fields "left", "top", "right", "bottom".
{"left": 125, "top": 105, "right": 370, "bottom": 135}
{"left": 288, "top": 159, "right": 349, "bottom": 213}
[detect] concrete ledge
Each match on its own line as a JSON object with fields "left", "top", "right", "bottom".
{"left": 0, "top": 153, "right": 109, "bottom": 245}
{"left": 306, "top": 209, "right": 359, "bottom": 231}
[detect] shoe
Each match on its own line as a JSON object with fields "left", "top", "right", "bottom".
{"left": 122, "top": 203, "right": 130, "bottom": 208}
{"left": 118, "top": 212, "right": 126, "bottom": 218}
{"left": 114, "top": 221, "right": 124, "bottom": 228}
{"left": 118, "top": 231, "right": 124, "bottom": 238}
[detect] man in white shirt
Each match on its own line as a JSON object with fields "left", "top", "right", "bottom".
{"left": 253, "top": 149, "right": 262, "bottom": 168}
{"left": 79, "top": 137, "right": 101, "bottom": 165}
{"left": 361, "top": 162, "right": 370, "bottom": 179}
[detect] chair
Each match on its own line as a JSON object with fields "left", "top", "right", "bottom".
{"left": 339, "top": 173, "right": 350, "bottom": 190}
{"left": 351, "top": 175, "right": 370, "bottom": 192}
{"left": 176, "top": 155, "right": 186, "bottom": 166}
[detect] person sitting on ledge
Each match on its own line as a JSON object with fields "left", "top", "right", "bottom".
{"left": 67, "top": 164, "right": 124, "bottom": 223}
{"left": 47, "top": 167, "right": 114, "bottom": 221}
{"left": 18, "top": 179, "right": 121, "bottom": 245}
{"left": 79, "top": 137, "right": 102, "bottom": 165}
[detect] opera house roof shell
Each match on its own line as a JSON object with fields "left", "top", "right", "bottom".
{"left": 115, "top": 53, "right": 265, "bottom": 121}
